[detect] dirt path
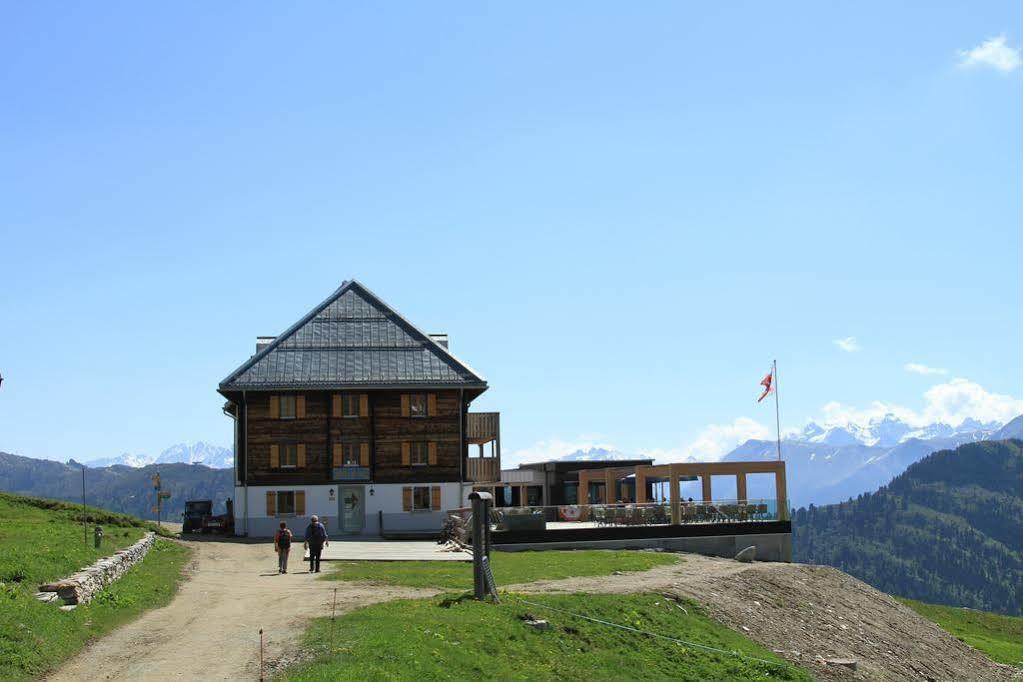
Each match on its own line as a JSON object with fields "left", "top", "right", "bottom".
{"left": 47, "top": 539, "right": 437, "bottom": 681}
{"left": 508, "top": 553, "right": 1021, "bottom": 682}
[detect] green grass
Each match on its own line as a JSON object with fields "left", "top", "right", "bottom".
{"left": 899, "top": 598, "right": 1023, "bottom": 668}
{"left": 288, "top": 592, "right": 810, "bottom": 681}
{"left": 323, "top": 550, "right": 679, "bottom": 590}
{"left": 0, "top": 492, "right": 192, "bottom": 679}
{"left": 0, "top": 492, "right": 174, "bottom": 588}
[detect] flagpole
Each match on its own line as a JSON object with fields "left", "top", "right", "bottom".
{"left": 773, "top": 359, "right": 782, "bottom": 461}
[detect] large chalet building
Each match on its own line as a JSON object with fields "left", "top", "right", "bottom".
{"left": 219, "top": 280, "right": 500, "bottom": 537}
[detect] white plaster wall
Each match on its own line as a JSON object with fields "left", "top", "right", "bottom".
{"left": 235, "top": 482, "right": 465, "bottom": 537}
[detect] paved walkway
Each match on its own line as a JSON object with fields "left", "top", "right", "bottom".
{"left": 307, "top": 539, "right": 469, "bottom": 562}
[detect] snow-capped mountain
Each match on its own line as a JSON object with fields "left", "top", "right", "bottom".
{"left": 725, "top": 414, "right": 1012, "bottom": 507}
{"left": 86, "top": 452, "right": 156, "bottom": 468}
{"left": 991, "top": 415, "right": 1023, "bottom": 440}
{"left": 796, "top": 414, "right": 1000, "bottom": 448}
{"left": 155, "top": 442, "right": 233, "bottom": 468}
{"left": 86, "top": 442, "right": 233, "bottom": 469}
{"left": 557, "top": 447, "right": 639, "bottom": 462}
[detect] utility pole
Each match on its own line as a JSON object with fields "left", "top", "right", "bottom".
{"left": 82, "top": 465, "right": 87, "bottom": 546}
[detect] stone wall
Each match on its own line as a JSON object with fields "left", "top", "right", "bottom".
{"left": 36, "top": 532, "right": 157, "bottom": 610}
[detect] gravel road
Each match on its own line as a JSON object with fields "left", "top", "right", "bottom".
{"left": 46, "top": 539, "right": 437, "bottom": 681}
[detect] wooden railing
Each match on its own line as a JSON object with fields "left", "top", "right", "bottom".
{"left": 467, "top": 412, "right": 500, "bottom": 444}
{"left": 466, "top": 457, "right": 501, "bottom": 483}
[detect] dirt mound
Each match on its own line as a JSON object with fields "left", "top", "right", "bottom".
{"left": 511, "top": 553, "right": 1021, "bottom": 681}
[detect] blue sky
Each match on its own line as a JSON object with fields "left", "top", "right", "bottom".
{"left": 2, "top": 3, "right": 1021, "bottom": 465}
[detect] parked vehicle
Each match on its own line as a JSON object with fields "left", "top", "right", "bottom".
{"left": 182, "top": 500, "right": 212, "bottom": 533}
{"left": 181, "top": 499, "right": 234, "bottom": 534}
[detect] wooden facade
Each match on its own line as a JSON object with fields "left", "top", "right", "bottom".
{"left": 235, "top": 389, "right": 493, "bottom": 485}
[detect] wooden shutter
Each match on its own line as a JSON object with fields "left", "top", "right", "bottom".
{"left": 295, "top": 491, "right": 306, "bottom": 516}
{"left": 296, "top": 395, "right": 306, "bottom": 419}
{"left": 360, "top": 394, "right": 369, "bottom": 417}
{"left": 427, "top": 394, "right": 437, "bottom": 417}
{"left": 269, "top": 396, "right": 280, "bottom": 419}
{"left": 270, "top": 445, "right": 280, "bottom": 469}
{"left": 266, "top": 491, "right": 276, "bottom": 516}
{"left": 297, "top": 444, "right": 306, "bottom": 468}
{"left": 332, "top": 394, "right": 342, "bottom": 417}
{"left": 402, "top": 487, "right": 413, "bottom": 512}
{"left": 428, "top": 442, "right": 438, "bottom": 466}
{"left": 360, "top": 442, "right": 370, "bottom": 467}
{"left": 401, "top": 441, "right": 411, "bottom": 466}
{"left": 431, "top": 486, "right": 441, "bottom": 511}
{"left": 332, "top": 443, "right": 342, "bottom": 467}
{"left": 401, "top": 394, "right": 410, "bottom": 417}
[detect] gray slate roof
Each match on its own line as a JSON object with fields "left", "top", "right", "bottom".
{"left": 219, "top": 280, "right": 487, "bottom": 391}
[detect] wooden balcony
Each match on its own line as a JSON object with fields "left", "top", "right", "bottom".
{"left": 467, "top": 412, "right": 500, "bottom": 445}
{"left": 466, "top": 411, "right": 501, "bottom": 482}
{"left": 466, "top": 456, "right": 501, "bottom": 483}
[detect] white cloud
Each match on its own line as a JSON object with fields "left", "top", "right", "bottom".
{"left": 921, "top": 378, "right": 1023, "bottom": 426}
{"left": 504, "top": 436, "right": 615, "bottom": 468}
{"left": 958, "top": 35, "right": 1021, "bottom": 73}
{"left": 679, "top": 417, "right": 771, "bottom": 461}
{"left": 833, "top": 337, "right": 861, "bottom": 353}
{"left": 905, "top": 363, "right": 948, "bottom": 376}
{"left": 814, "top": 378, "right": 1023, "bottom": 430}
{"left": 505, "top": 417, "right": 769, "bottom": 470}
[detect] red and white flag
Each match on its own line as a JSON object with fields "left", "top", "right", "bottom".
{"left": 757, "top": 369, "right": 774, "bottom": 403}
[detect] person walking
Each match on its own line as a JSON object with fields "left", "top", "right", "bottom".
{"left": 274, "top": 521, "right": 293, "bottom": 574}
{"left": 304, "top": 514, "right": 329, "bottom": 573}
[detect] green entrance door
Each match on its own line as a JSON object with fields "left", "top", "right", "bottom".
{"left": 339, "top": 486, "right": 365, "bottom": 534}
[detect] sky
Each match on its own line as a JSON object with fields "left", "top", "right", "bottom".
{"left": 1, "top": 2, "right": 1022, "bottom": 467}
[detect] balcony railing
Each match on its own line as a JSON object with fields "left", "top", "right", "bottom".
{"left": 467, "top": 412, "right": 500, "bottom": 445}
{"left": 466, "top": 457, "right": 501, "bottom": 483}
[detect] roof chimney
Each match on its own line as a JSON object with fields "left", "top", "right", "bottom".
{"left": 256, "top": 336, "right": 276, "bottom": 354}
{"left": 429, "top": 333, "right": 449, "bottom": 349}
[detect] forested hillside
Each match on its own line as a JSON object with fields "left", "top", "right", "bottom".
{"left": 0, "top": 451, "right": 232, "bottom": 521}
{"left": 793, "top": 439, "right": 1023, "bottom": 616}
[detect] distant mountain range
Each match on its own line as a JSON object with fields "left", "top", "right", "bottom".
{"left": 0, "top": 451, "right": 233, "bottom": 520}
{"left": 793, "top": 439, "right": 1023, "bottom": 616}
{"left": 556, "top": 447, "right": 635, "bottom": 462}
{"left": 86, "top": 442, "right": 233, "bottom": 469}
{"left": 553, "top": 414, "right": 1023, "bottom": 508}
{"left": 723, "top": 414, "right": 1023, "bottom": 507}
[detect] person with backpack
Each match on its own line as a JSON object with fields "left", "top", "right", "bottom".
{"left": 304, "top": 514, "right": 329, "bottom": 573}
{"left": 274, "top": 521, "right": 293, "bottom": 574}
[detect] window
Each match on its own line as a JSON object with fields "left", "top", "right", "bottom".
{"left": 276, "top": 491, "right": 296, "bottom": 515}
{"left": 342, "top": 394, "right": 360, "bottom": 417}
{"left": 341, "top": 443, "right": 359, "bottom": 466}
{"left": 281, "top": 443, "right": 298, "bottom": 467}
{"left": 563, "top": 483, "right": 579, "bottom": 505}
{"left": 412, "top": 486, "right": 432, "bottom": 511}
{"left": 410, "top": 442, "right": 429, "bottom": 466}
{"left": 280, "top": 395, "right": 296, "bottom": 419}
{"left": 409, "top": 393, "right": 427, "bottom": 418}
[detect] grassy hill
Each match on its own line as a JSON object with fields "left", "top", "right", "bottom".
{"left": 0, "top": 492, "right": 190, "bottom": 679}
{"left": 899, "top": 598, "right": 1023, "bottom": 668}
{"left": 0, "top": 451, "right": 232, "bottom": 520}
{"left": 793, "top": 439, "right": 1023, "bottom": 615}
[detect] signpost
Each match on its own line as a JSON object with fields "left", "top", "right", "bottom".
{"left": 152, "top": 473, "right": 165, "bottom": 527}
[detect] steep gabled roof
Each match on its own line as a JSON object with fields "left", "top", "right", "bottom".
{"left": 219, "top": 280, "right": 487, "bottom": 392}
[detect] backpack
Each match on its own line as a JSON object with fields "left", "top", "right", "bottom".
{"left": 307, "top": 522, "right": 327, "bottom": 543}
{"left": 277, "top": 529, "right": 292, "bottom": 549}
